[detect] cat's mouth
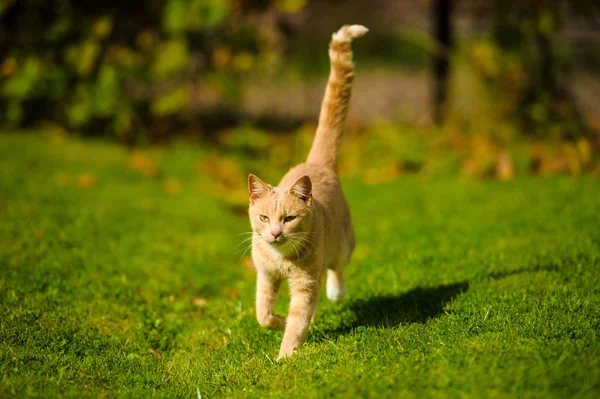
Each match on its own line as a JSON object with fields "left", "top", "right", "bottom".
{"left": 270, "top": 237, "right": 286, "bottom": 245}
{"left": 257, "top": 232, "right": 287, "bottom": 246}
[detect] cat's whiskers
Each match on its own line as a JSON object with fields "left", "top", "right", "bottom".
{"left": 236, "top": 239, "right": 255, "bottom": 257}
{"left": 236, "top": 231, "right": 256, "bottom": 248}
{"left": 296, "top": 241, "right": 316, "bottom": 257}
{"left": 287, "top": 233, "right": 317, "bottom": 256}
{"left": 287, "top": 238, "right": 301, "bottom": 259}
{"left": 298, "top": 241, "right": 316, "bottom": 256}
{"left": 282, "top": 237, "right": 313, "bottom": 258}
{"left": 293, "top": 234, "right": 317, "bottom": 250}
{"left": 235, "top": 236, "right": 255, "bottom": 249}
{"left": 236, "top": 232, "right": 260, "bottom": 261}
{"left": 239, "top": 243, "right": 252, "bottom": 260}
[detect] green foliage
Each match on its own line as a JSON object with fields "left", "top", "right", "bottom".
{"left": 1, "top": 133, "right": 599, "bottom": 397}
{"left": 463, "top": 1, "right": 593, "bottom": 141}
{"left": 0, "top": 0, "right": 286, "bottom": 139}
{"left": 151, "top": 39, "right": 190, "bottom": 79}
{"left": 275, "top": 0, "right": 308, "bottom": 14}
{"left": 0, "top": 0, "right": 594, "bottom": 145}
{"left": 213, "top": 121, "right": 597, "bottom": 183}
{"left": 151, "top": 87, "right": 190, "bottom": 117}
{"left": 164, "top": 0, "right": 230, "bottom": 32}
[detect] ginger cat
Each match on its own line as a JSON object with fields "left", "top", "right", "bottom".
{"left": 247, "top": 24, "right": 367, "bottom": 360}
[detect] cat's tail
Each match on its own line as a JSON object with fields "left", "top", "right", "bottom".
{"left": 306, "top": 24, "right": 368, "bottom": 170}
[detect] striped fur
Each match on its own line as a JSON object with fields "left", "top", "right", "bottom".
{"left": 248, "top": 25, "right": 367, "bottom": 360}
{"left": 306, "top": 25, "right": 368, "bottom": 169}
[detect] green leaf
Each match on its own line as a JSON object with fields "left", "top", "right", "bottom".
{"left": 46, "top": 67, "right": 69, "bottom": 100}
{"left": 66, "top": 84, "right": 93, "bottom": 127}
{"left": 190, "top": 0, "right": 229, "bottom": 27}
{"left": 151, "top": 87, "right": 189, "bottom": 116}
{"left": 94, "top": 65, "right": 120, "bottom": 117}
{"left": 164, "top": 0, "right": 230, "bottom": 32}
{"left": 275, "top": 0, "right": 308, "bottom": 13}
{"left": 163, "top": 0, "right": 187, "bottom": 33}
{"left": 151, "top": 39, "right": 189, "bottom": 79}
{"left": 5, "top": 100, "right": 23, "bottom": 123}
{"left": 66, "top": 39, "right": 101, "bottom": 77}
{"left": 92, "top": 15, "right": 114, "bottom": 40}
{"left": 538, "top": 9, "right": 555, "bottom": 37}
{"left": 0, "top": 0, "right": 16, "bottom": 17}
{"left": 1, "top": 57, "right": 42, "bottom": 99}
{"left": 79, "top": 40, "right": 101, "bottom": 76}
{"left": 46, "top": 17, "right": 72, "bottom": 42}
{"left": 114, "top": 107, "right": 134, "bottom": 135}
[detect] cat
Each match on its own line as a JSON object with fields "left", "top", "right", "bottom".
{"left": 247, "top": 24, "right": 368, "bottom": 360}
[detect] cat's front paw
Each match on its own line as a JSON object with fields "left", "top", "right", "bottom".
{"left": 277, "top": 345, "right": 295, "bottom": 361}
{"left": 257, "top": 314, "right": 286, "bottom": 331}
{"left": 271, "top": 315, "right": 287, "bottom": 331}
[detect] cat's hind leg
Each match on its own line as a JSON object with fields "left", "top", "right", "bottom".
{"left": 256, "top": 271, "right": 286, "bottom": 331}
{"left": 327, "top": 240, "right": 353, "bottom": 302}
{"left": 326, "top": 268, "right": 346, "bottom": 302}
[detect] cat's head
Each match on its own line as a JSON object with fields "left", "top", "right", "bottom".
{"left": 248, "top": 174, "right": 313, "bottom": 256}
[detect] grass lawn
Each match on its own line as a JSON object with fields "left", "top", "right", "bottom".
{"left": 1, "top": 132, "right": 599, "bottom": 398}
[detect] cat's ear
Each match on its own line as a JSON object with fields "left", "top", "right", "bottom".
{"left": 289, "top": 175, "right": 312, "bottom": 205}
{"left": 248, "top": 174, "right": 270, "bottom": 204}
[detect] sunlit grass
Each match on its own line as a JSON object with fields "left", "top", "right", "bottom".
{"left": 1, "top": 132, "right": 599, "bottom": 397}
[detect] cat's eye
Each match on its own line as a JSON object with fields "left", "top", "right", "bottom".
{"left": 284, "top": 215, "right": 296, "bottom": 223}
{"left": 259, "top": 215, "right": 269, "bottom": 222}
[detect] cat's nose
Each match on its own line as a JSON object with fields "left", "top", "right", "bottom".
{"left": 271, "top": 231, "right": 281, "bottom": 239}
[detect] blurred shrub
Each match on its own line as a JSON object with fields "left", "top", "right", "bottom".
{"left": 449, "top": 1, "right": 596, "bottom": 142}
{"left": 438, "top": 0, "right": 600, "bottom": 178}
{"left": 0, "top": 0, "right": 294, "bottom": 142}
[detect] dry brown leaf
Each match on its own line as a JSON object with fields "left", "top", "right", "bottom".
{"left": 198, "top": 155, "right": 244, "bottom": 189}
{"left": 496, "top": 153, "right": 514, "bottom": 181}
{"left": 212, "top": 47, "right": 232, "bottom": 69}
{"left": 576, "top": 139, "right": 591, "bottom": 164}
{"left": 149, "top": 348, "right": 162, "bottom": 359}
{"left": 563, "top": 143, "right": 581, "bottom": 175}
{"left": 224, "top": 288, "right": 240, "bottom": 300}
{"left": 33, "top": 230, "right": 44, "bottom": 240}
{"left": 462, "top": 158, "right": 480, "bottom": 178}
{"left": 362, "top": 164, "right": 401, "bottom": 186}
{"left": 40, "top": 125, "right": 68, "bottom": 144}
{"left": 539, "top": 157, "right": 568, "bottom": 176}
{"left": 78, "top": 173, "right": 97, "bottom": 189}
{"left": 129, "top": 151, "right": 160, "bottom": 177}
{"left": 222, "top": 187, "right": 249, "bottom": 209}
{"left": 1, "top": 57, "right": 17, "bottom": 76}
{"left": 240, "top": 256, "right": 255, "bottom": 272}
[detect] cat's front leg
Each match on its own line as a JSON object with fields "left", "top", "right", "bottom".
{"left": 278, "top": 277, "right": 319, "bottom": 360}
{"left": 256, "top": 270, "right": 286, "bottom": 331}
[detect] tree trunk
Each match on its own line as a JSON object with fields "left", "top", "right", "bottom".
{"left": 432, "top": 0, "right": 453, "bottom": 125}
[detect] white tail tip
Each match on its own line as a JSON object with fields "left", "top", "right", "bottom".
{"left": 332, "top": 24, "right": 369, "bottom": 43}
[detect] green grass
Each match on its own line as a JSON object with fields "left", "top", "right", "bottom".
{"left": 1, "top": 132, "right": 599, "bottom": 398}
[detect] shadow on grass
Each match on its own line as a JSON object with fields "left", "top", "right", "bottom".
{"left": 333, "top": 281, "right": 469, "bottom": 334}
{"left": 317, "top": 265, "right": 557, "bottom": 338}
{"left": 347, "top": 281, "right": 469, "bottom": 327}
{"left": 313, "top": 282, "right": 469, "bottom": 340}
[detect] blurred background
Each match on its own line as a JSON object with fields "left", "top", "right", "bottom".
{"left": 1, "top": 0, "right": 599, "bottom": 182}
